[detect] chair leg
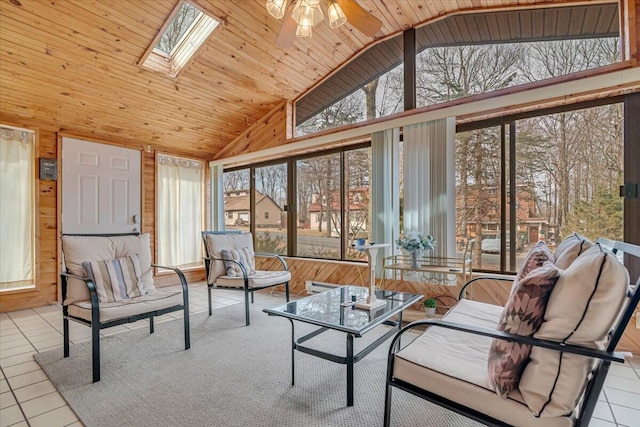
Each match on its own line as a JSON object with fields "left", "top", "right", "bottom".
{"left": 150, "top": 316, "right": 154, "bottom": 334}
{"left": 251, "top": 292, "right": 254, "bottom": 303}
{"left": 92, "top": 322, "right": 100, "bottom": 383}
{"left": 383, "top": 383, "right": 393, "bottom": 427}
{"left": 285, "top": 281, "right": 290, "bottom": 302}
{"left": 244, "top": 288, "right": 251, "bottom": 326}
{"left": 208, "top": 286, "right": 213, "bottom": 316}
{"left": 63, "top": 315, "right": 70, "bottom": 358}
{"left": 183, "top": 303, "right": 191, "bottom": 350}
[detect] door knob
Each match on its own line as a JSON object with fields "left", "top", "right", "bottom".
{"left": 133, "top": 214, "right": 141, "bottom": 224}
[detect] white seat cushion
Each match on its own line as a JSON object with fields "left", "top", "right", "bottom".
{"left": 393, "top": 299, "right": 574, "bottom": 427}
{"left": 215, "top": 270, "right": 291, "bottom": 289}
{"left": 68, "top": 289, "right": 183, "bottom": 323}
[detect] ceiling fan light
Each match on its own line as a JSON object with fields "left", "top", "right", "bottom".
{"left": 327, "top": 1, "right": 347, "bottom": 28}
{"left": 296, "top": 24, "right": 313, "bottom": 38}
{"left": 292, "top": 0, "right": 324, "bottom": 26}
{"left": 265, "top": 0, "right": 287, "bottom": 19}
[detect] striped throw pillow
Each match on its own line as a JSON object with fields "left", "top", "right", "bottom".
{"left": 82, "top": 254, "right": 146, "bottom": 303}
{"left": 221, "top": 248, "right": 254, "bottom": 277}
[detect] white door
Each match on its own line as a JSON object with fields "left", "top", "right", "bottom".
{"left": 62, "top": 137, "right": 141, "bottom": 234}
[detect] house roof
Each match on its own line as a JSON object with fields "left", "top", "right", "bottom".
{"left": 0, "top": 0, "right": 612, "bottom": 159}
{"left": 224, "top": 191, "right": 282, "bottom": 212}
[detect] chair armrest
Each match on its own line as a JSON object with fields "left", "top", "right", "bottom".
{"left": 255, "top": 253, "right": 288, "bottom": 271}
{"left": 388, "top": 319, "right": 624, "bottom": 363}
{"left": 60, "top": 271, "right": 100, "bottom": 315}
{"left": 151, "top": 264, "right": 190, "bottom": 297}
{"left": 458, "top": 276, "right": 515, "bottom": 300}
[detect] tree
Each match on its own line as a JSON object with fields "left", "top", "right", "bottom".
{"left": 156, "top": 3, "right": 199, "bottom": 54}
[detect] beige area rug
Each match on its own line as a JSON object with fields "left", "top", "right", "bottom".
{"left": 35, "top": 298, "right": 481, "bottom": 427}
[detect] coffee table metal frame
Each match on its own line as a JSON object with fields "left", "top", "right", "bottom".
{"left": 264, "top": 285, "right": 422, "bottom": 407}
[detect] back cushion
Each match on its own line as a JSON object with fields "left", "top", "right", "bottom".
{"left": 62, "top": 234, "right": 154, "bottom": 305}
{"left": 204, "top": 232, "right": 255, "bottom": 283}
{"left": 519, "top": 244, "right": 629, "bottom": 417}
{"left": 111, "top": 234, "right": 154, "bottom": 291}
{"left": 221, "top": 248, "right": 255, "bottom": 277}
{"left": 554, "top": 233, "right": 593, "bottom": 270}
{"left": 488, "top": 260, "right": 560, "bottom": 397}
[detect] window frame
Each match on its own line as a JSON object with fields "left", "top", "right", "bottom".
{"left": 456, "top": 95, "right": 625, "bottom": 274}
{"left": 224, "top": 142, "right": 371, "bottom": 262}
{"left": 138, "top": 0, "right": 220, "bottom": 78}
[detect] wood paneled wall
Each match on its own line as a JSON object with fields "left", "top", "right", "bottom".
{"left": 0, "top": 117, "right": 205, "bottom": 312}
{"left": 214, "top": 100, "right": 289, "bottom": 160}
{"left": 257, "top": 256, "right": 640, "bottom": 353}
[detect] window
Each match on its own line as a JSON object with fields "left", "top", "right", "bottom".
{"left": 455, "top": 126, "right": 502, "bottom": 271}
{"left": 220, "top": 145, "right": 370, "bottom": 262}
{"left": 139, "top": 1, "right": 219, "bottom": 78}
{"left": 455, "top": 100, "right": 623, "bottom": 273}
{"left": 223, "top": 169, "right": 250, "bottom": 230}
{"left": 345, "top": 147, "right": 370, "bottom": 261}
{"left": 296, "top": 4, "right": 620, "bottom": 136}
{"left": 297, "top": 152, "right": 342, "bottom": 259}
{"left": 254, "top": 163, "right": 287, "bottom": 255}
{"left": 0, "top": 127, "right": 35, "bottom": 291}
{"left": 157, "top": 154, "right": 203, "bottom": 269}
{"left": 416, "top": 38, "right": 620, "bottom": 109}
{"left": 296, "top": 64, "right": 404, "bottom": 136}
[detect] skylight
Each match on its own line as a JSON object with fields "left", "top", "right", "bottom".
{"left": 139, "top": 1, "right": 219, "bottom": 78}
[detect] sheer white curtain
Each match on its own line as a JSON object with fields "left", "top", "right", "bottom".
{"left": 403, "top": 118, "right": 456, "bottom": 259}
{"left": 370, "top": 128, "right": 400, "bottom": 276}
{"left": 0, "top": 127, "right": 35, "bottom": 290}
{"left": 157, "top": 154, "right": 203, "bottom": 268}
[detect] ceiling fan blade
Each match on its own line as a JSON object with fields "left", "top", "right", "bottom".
{"left": 275, "top": 1, "right": 298, "bottom": 49}
{"left": 337, "top": 0, "right": 383, "bottom": 37}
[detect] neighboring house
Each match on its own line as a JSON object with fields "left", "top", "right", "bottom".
{"left": 456, "top": 183, "right": 557, "bottom": 249}
{"left": 224, "top": 190, "right": 283, "bottom": 228}
{"left": 307, "top": 187, "right": 368, "bottom": 237}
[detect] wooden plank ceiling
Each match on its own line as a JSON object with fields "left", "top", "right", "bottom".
{"left": 0, "top": 0, "right": 614, "bottom": 158}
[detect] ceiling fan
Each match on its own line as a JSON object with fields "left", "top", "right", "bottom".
{"left": 265, "top": 0, "right": 383, "bottom": 49}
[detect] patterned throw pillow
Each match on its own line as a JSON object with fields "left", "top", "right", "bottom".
{"left": 509, "top": 241, "right": 554, "bottom": 296}
{"left": 82, "top": 254, "right": 146, "bottom": 304}
{"left": 221, "top": 247, "right": 255, "bottom": 277}
{"left": 488, "top": 261, "right": 561, "bottom": 397}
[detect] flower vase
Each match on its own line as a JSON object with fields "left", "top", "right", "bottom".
{"left": 409, "top": 249, "right": 423, "bottom": 268}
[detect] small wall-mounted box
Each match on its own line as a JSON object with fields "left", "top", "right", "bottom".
{"left": 39, "top": 158, "right": 57, "bottom": 180}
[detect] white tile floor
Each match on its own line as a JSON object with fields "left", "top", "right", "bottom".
{"left": 1, "top": 282, "right": 639, "bottom": 427}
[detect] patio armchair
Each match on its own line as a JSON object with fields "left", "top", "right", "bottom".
{"left": 202, "top": 231, "right": 290, "bottom": 326}
{"left": 384, "top": 236, "right": 640, "bottom": 427}
{"left": 60, "top": 233, "right": 190, "bottom": 382}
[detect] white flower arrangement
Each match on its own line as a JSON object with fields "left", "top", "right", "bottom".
{"left": 395, "top": 231, "right": 436, "bottom": 252}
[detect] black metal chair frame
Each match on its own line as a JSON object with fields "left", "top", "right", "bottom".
{"left": 201, "top": 231, "right": 290, "bottom": 326}
{"left": 61, "top": 233, "right": 190, "bottom": 383}
{"left": 384, "top": 239, "right": 640, "bottom": 427}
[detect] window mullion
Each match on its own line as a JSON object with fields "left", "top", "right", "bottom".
{"left": 340, "top": 151, "right": 346, "bottom": 260}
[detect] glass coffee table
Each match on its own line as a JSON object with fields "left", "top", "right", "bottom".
{"left": 263, "top": 285, "right": 422, "bottom": 406}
